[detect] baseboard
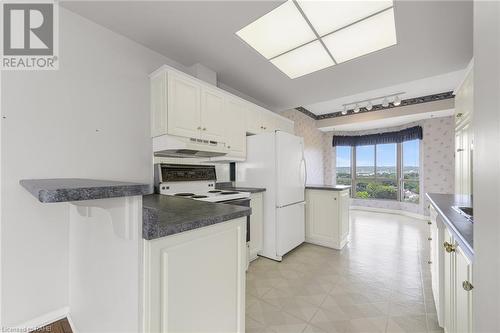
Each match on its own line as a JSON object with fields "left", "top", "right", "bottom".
{"left": 12, "top": 306, "right": 70, "bottom": 332}
{"left": 350, "top": 205, "right": 429, "bottom": 220}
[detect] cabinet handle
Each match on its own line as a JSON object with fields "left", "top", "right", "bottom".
{"left": 443, "top": 241, "right": 456, "bottom": 253}
{"left": 203, "top": 127, "right": 207, "bottom": 131}
{"left": 427, "top": 221, "right": 432, "bottom": 225}
{"left": 227, "top": 146, "right": 231, "bottom": 149}
{"left": 428, "top": 261, "right": 432, "bottom": 264}
{"left": 428, "top": 237, "right": 432, "bottom": 241}
{"left": 197, "top": 126, "right": 201, "bottom": 130}
{"left": 456, "top": 112, "right": 463, "bottom": 118}
{"left": 462, "top": 280, "right": 474, "bottom": 291}
{"left": 456, "top": 148, "right": 464, "bottom": 152}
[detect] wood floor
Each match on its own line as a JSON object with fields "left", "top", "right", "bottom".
{"left": 32, "top": 318, "right": 72, "bottom": 333}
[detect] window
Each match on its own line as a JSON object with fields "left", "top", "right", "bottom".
{"left": 402, "top": 139, "right": 420, "bottom": 203}
{"left": 336, "top": 140, "right": 420, "bottom": 203}
{"left": 335, "top": 146, "right": 351, "bottom": 185}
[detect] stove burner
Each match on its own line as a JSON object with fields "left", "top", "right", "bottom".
{"left": 192, "top": 195, "right": 208, "bottom": 199}
{"left": 208, "top": 190, "right": 222, "bottom": 193}
{"left": 220, "top": 191, "right": 240, "bottom": 195}
{"left": 174, "top": 193, "right": 194, "bottom": 197}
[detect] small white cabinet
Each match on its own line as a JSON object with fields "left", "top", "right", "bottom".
{"left": 305, "top": 189, "right": 350, "bottom": 250}
{"left": 249, "top": 192, "right": 264, "bottom": 261}
{"left": 143, "top": 218, "right": 247, "bottom": 333}
{"left": 428, "top": 205, "right": 445, "bottom": 327}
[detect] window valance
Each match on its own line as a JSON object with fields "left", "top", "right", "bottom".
{"left": 332, "top": 126, "right": 423, "bottom": 147}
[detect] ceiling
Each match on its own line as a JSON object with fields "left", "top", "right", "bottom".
{"left": 62, "top": 1, "right": 473, "bottom": 112}
{"left": 320, "top": 108, "right": 455, "bottom": 132}
{"left": 305, "top": 69, "right": 465, "bottom": 115}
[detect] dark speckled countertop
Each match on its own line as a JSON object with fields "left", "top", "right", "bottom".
{"left": 20, "top": 178, "right": 152, "bottom": 203}
{"left": 142, "top": 194, "right": 251, "bottom": 240}
{"left": 426, "top": 193, "right": 473, "bottom": 260}
{"left": 215, "top": 183, "right": 266, "bottom": 194}
{"left": 306, "top": 184, "right": 351, "bottom": 191}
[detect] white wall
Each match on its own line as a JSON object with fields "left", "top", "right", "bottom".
{"left": 0, "top": 8, "right": 189, "bottom": 327}
{"left": 473, "top": 1, "right": 500, "bottom": 332}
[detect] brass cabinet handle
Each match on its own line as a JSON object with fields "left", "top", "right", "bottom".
{"left": 443, "top": 241, "right": 456, "bottom": 253}
{"left": 227, "top": 145, "right": 231, "bottom": 149}
{"left": 428, "top": 261, "right": 432, "bottom": 264}
{"left": 428, "top": 237, "right": 432, "bottom": 241}
{"left": 456, "top": 112, "right": 463, "bottom": 118}
{"left": 463, "top": 280, "right": 474, "bottom": 291}
{"left": 427, "top": 221, "right": 432, "bottom": 225}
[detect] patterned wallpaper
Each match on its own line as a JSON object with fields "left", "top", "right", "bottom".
{"left": 280, "top": 109, "right": 329, "bottom": 185}
{"left": 281, "top": 109, "right": 455, "bottom": 216}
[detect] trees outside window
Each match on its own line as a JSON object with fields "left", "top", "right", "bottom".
{"left": 336, "top": 140, "right": 420, "bottom": 203}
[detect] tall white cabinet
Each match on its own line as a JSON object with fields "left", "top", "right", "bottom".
{"left": 305, "top": 188, "right": 350, "bottom": 250}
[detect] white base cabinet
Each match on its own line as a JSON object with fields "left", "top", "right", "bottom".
{"left": 143, "top": 218, "right": 247, "bottom": 333}
{"left": 442, "top": 227, "right": 473, "bottom": 333}
{"left": 305, "top": 189, "right": 350, "bottom": 250}
{"left": 429, "top": 205, "right": 445, "bottom": 327}
{"left": 249, "top": 192, "right": 264, "bottom": 261}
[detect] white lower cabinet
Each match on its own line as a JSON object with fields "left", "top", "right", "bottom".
{"left": 429, "top": 205, "right": 445, "bottom": 326}
{"left": 305, "top": 189, "right": 350, "bottom": 250}
{"left": 435, "top": 218, "right": 473, "bottom": 333}
{"left": 143, "top": 218, "right": 247, "bottom": 333}
{"left": 249, "top": 192, "right": 263, "bottom": 261}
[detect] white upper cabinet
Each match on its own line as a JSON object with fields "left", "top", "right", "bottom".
{"left": 167, "top": 72, "right": 201, "bottom": 138}
{"left": 150, "top": 65, "right": 294, "bottom": 159}
{"left": 200, "top": 86, "right": 226, "bottom": 143}
{"left": 224, "top": 97, "right": 246, "bottom": 157}
{"left": 245, "top": 105, "right": 264, "bottom": 134}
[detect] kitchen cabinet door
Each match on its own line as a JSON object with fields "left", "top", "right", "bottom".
{"left": 443, "top": 228, "right": 455, "bottom": 333}
{"left": 261, "top": 110, "right": 276, "bottom": 133}
{"left": 201, "top": 86, "right": 226, "bottom": 143}
{"left": 224, "top": 98, "right": 246, "bottom": 157}
{"left": 275, "top": 117, "right": 295, "bottom": 134}
{"left": 143, "top": 218, "right": 247, "bottom": 333}
{"left": 167, "top": 73, "right": 201, "bottom": 138}
{"left": 455, "top": 246, "right": 473, "bottom": 333}
{"left": 150, "top": 72, "right": 168, "bottom": 137}
{"left": 245, "top": 105, "right": 263, "bottom": 135}
{"left": 305, "top": 189, "right": 349, "bottom": 250}
{"left": 339, "top": 190, "right": 350, "bottom": 240}
{"left": 249, "top": 192, "right": 263, "bottom": 261}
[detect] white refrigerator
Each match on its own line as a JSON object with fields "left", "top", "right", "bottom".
{"left": 237, "top": 131, "right": 306, "bottom": 261}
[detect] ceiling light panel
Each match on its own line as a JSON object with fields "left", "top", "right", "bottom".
{"left": 296, "top": 0, "right": 393, "bottom": 36}
{"left": 270, "top": 40, "right": 334, "bottom": 79}
{"left": 236, "top": 1, "right": 316, "bottom": 59}
{"left": 322, "top": 8, "right": 397, "bottom": 63}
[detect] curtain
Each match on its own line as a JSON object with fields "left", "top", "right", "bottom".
{"left": 332, "top": 126, "right": 423, "bottom": 147}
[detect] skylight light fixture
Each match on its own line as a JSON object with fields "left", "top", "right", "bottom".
{"left": 236, "top": 0, "right": 397, "bottom": 79}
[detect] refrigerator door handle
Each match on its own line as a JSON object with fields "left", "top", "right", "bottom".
{"left": 300, "top": 158, "right": 307, "bottom": 186}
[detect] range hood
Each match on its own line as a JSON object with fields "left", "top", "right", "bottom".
{"left": 153, "top": 134, "right": 227, "bottom": 158}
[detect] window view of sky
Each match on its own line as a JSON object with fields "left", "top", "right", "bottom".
{"left": 336, "top": 140, "right": 420, "bottom": 168}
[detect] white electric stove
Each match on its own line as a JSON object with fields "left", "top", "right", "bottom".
{"left": 158, "top": 180, "right": 250, "bottom": 202}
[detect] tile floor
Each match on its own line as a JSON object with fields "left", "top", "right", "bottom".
{"left": 246, "top": 210, "right": 442, "bottom": 333}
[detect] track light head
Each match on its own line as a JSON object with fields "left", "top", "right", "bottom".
{"left": 393, "top": 95, "right": 401, "bottom": 106}
{"left": 382, "top": 97, "right": 389, "bottom": 108}
{"left": 366, "top": 101, "right": 373, "bottom": 111}
{"left": 353, "top": 104, "right": 360, "bottom": 113}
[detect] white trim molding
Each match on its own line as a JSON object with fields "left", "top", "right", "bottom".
{"left": 350, "top": 205, "right": 429, "bottom": 220}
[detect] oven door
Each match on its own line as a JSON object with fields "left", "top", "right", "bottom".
{"left": 219, "top": 198, "right": 251, "bottom": 242}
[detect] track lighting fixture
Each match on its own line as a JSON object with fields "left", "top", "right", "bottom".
{"left": 341, "top": 92, "right": 404, "bottom": 116}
